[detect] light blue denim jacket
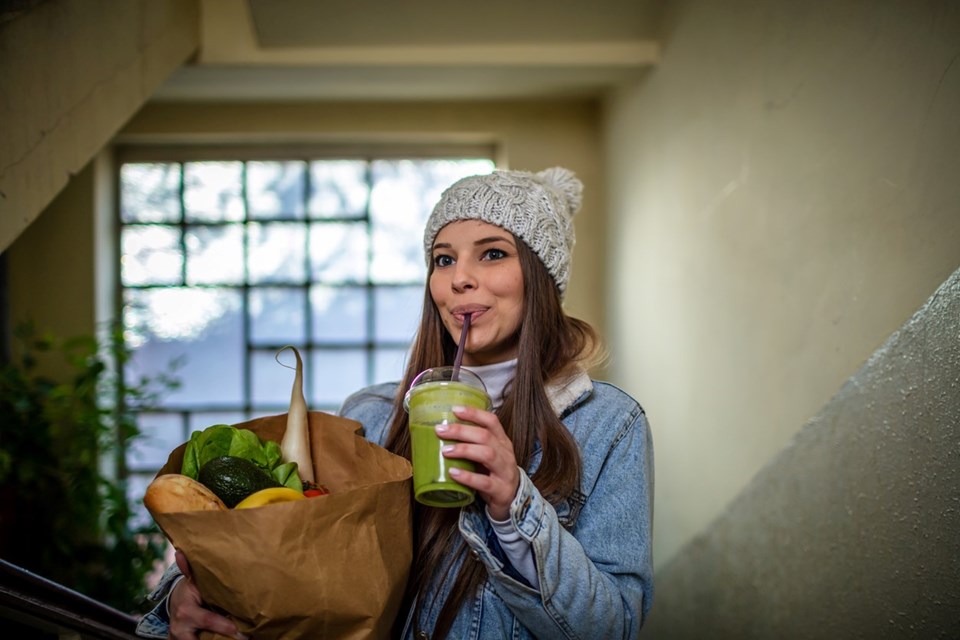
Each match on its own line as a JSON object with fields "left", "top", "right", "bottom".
{"left": 340, "top": 371, "right": 654, "bottom": 639}
{"left": 136, "top": 372, "right": 654, "bottom": 640}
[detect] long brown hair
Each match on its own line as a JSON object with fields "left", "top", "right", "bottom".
{"left": 384, "top": 237, "right": 602, "bottom": 638}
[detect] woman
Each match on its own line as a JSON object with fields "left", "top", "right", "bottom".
{"left": 139, "top": 167, "right": 654, "bottom": 640}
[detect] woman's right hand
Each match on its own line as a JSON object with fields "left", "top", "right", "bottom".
{"left": 168, "top": 550, "right": 248, "bottom": 640}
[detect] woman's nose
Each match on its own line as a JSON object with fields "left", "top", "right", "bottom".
{"left": 451, "top": 263, "right": 477, "bottom": 292}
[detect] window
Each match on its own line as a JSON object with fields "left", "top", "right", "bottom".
{"left": 119, "top": 152, "right": 494, "bottom": 523}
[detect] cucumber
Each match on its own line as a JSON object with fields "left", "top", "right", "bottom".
{"left": 198, "top": 455, "right": 281, "bottom": 508}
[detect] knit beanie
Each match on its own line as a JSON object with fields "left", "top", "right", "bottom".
{"left": 423, "top": 167, "right": 583, "bottom": 296}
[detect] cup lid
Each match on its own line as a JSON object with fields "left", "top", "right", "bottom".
{"left": 403, "top": 366, "right": 489, "bottom": 410}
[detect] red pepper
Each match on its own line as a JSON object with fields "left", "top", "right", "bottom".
{"left": 304, "top": 488, "right": 329, "bottom": 498}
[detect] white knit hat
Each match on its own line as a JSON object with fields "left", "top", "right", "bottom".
{"left": 423, "top": 167, "right": 583, "bottom": 295}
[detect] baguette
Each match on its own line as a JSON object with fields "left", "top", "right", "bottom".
{"left": 144, "top": 473, "right": 227, "bottom": 515}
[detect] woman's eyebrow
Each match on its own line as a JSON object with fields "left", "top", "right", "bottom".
{"left": 432, "top": 236, "right": 515, "bottom": 251}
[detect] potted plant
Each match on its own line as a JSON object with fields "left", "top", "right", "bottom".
{"left": 0, "top": 322, "right": 178, "bottom": 614}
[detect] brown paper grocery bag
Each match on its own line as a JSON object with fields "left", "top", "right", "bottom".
{"left": 151, "top": 411, "right": 413, "bottom": 640}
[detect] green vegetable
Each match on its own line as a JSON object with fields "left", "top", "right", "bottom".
{"left": 271, "top": 461, "right": 302, "bottom": 490}
{"left": 181, "top": 424, "right": 302, "bottom": 492}
{"left": 198, "top": 455, "right": 281, "bottom": 508}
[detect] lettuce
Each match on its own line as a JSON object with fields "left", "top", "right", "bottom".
{"left": 181, "top": 424, "right": 301, "bottom": 492}
{"left": 271, "top": 461, "right": 303, "bottom": 491}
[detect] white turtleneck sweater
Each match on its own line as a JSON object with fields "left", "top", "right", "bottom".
{"left": 461, "top": 359, "right": 539, "bottom": 589}
{"left": 462, "top": 359, "right": 515, "bottom": 411}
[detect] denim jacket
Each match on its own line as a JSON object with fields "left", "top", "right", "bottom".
{"left": 136, "top": 372, "right": 653, "bottom": 640}
{"left": 341, "top": 371, "right": 654, "bottom": 639}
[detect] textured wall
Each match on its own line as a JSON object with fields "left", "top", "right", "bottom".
{"left": 0, "top": 0, "right": 199, "bottom": 253}
{"left": 644, "top": 267, "right": 960, "bottom": 639}
{"left": 604, "top": 0, "right": 960, "bottom": 566}
{"left": 8, "top": 163, "right": 97, "bottom": 342}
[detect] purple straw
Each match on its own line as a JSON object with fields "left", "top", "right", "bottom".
{"left": 451, "top": 313, "right": 472, "bottom": 381}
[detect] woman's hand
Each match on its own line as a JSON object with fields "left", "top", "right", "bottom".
{"left": 169, "top": 550, "right": 248, "bottom": 640}
{"left": 437, "top": 405, "right": 520, "bottom": 521}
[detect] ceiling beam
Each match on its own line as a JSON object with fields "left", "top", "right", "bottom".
{"left": 200, "top": 0, "right": 658, "bottom": 67}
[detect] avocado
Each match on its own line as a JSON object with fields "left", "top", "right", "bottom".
{"left": 198, "top": 455, "right": 281, "bottom": 508}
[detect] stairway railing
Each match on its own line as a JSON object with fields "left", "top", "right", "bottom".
{"left": 0, "top": 559, "right": 140, "bottom": 639}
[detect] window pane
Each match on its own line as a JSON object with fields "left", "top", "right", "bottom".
{"left": 121, "top": 225, "right": 182, "bottom": 286}
{"left": 249, "top": 407, "right": 283, "bottom": 421}
{"left": 127, "top": 474, "right": 155, "bottom": 529}
{"left": 308, "top": 160, "right": 368, "bottom": 219}
{"left": 121, "top": 163, "right": 181, "bottom": 223}
{"left": 184, "top": 161, "right": 244, "bottom": 222}
{"left": 310, "top": 349, "right": 366, "bottom": 406}
{"left": 309, "top": 222, "right": 368, "bottom": 283}
{"left": 248, "top": 222, "right": 306, "bottom": 284}
{"left": 374, "top": 286, "right": 423, "bottom": 342}
{"left": 250, "top": 287, "right": 306, "bottom": 345}
{"left": 310, "top": 285, "right": 366, "bottom": 342}
{"left": 374, "top": 348, "right": 409, "bottom": 385}
{"left": 188, "top": 411, "right": 248, "bottom": 433}
{"left": 127, "top": 413, "right": 185, "bottom": 470}
{"left": 369, "top": 158, "right": 494, "bottom": 283}
{"left": 251, "top": 348, "right": 299, "bottom": 407}
{"left": 248, "top": 161, "right": 305, "bottom": 220}
{"left": 186, "top": 224, "right": 244, "bottom": 285}
{"left": 124, "top": 288, "right": 245, "bottom": 406}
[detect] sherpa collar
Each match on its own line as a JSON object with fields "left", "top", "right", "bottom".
{"left": 545, "top": 368, "right": 594, "bottom": 417}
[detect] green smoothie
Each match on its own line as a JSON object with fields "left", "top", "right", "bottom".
{"left": 404, "top": 371, "right": 490, "bottom": 508}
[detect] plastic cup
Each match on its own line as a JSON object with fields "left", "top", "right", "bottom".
{"left": 403, "top": 366, "right": 490, "bottom": 508}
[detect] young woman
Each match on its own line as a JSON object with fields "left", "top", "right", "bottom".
{"left": 138, "top": 167, "right": 654, "bottom": 640}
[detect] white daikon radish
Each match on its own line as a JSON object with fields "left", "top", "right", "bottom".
{"left": 279, "top": 346, "right": 314, "bottom": 484}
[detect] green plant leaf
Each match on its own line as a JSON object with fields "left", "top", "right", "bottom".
{"left": 0, "top": 321, "right": 178, "bottom": 614}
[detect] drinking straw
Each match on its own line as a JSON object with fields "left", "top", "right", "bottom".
{"left": 451, "top": 312, "right": 472, "bottom": 382}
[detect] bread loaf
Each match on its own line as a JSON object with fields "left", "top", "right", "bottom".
{"left": 144, "top": 473, "right": 227, "bottom": 515}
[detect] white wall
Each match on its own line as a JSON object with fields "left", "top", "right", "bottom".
{"left": 604, "top": 0, "right": 960, "bottom": 566}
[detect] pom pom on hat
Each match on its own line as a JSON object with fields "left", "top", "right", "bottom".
{"left": 423, "top": 167, "right": 583, "bottom": 296}
{"left": 536, "top": 167, "right": 583, "bottom": 220}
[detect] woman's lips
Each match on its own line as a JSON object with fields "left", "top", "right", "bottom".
{"left": 451, "top": 306, "right": 487, "bottom": 323}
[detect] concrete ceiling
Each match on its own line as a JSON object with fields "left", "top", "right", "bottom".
{"left": 151, "top": 0, "right": 664, "bottom": 102}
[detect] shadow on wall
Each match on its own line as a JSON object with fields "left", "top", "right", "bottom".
{"left": 644, "top": 267, "right": 960, "bottom": 639}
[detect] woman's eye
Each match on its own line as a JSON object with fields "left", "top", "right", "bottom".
{"left": 434, "top": 254, "right": 454, "bottom": 267}
{"left": 483, "top": 248, "right": 507, "bottom": 260}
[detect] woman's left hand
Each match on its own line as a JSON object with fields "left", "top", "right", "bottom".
{"left": 437, "top": 405, "right": 519, "bottom": 521}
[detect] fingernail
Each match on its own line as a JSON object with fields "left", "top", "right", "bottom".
{"left": 435, "top": 423, "right": 448, "bottom": 434}
{"left": 452, "top": 405, "right": 467, "bottom": 413}
{"left": 441, "top": 444, "right": 454, "bottom": 453}
{"left": 449, "top": 467, "right": 461, "bottom": 476}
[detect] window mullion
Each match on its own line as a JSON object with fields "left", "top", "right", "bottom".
{"left": 179, "top": 162, "right": 187, "bottom": 285}
{"left": 364, "top": 160, "right": 376, "bottom": 387}
{"left": 241, "top": 161, "right": 253, "bottom": 417}
{"left": 303, "top": 158, "right": 313, "bottom": 403}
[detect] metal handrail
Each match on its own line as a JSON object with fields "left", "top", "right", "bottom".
{"left": 0, "top": 559, "right": 139, "bottom": 639}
